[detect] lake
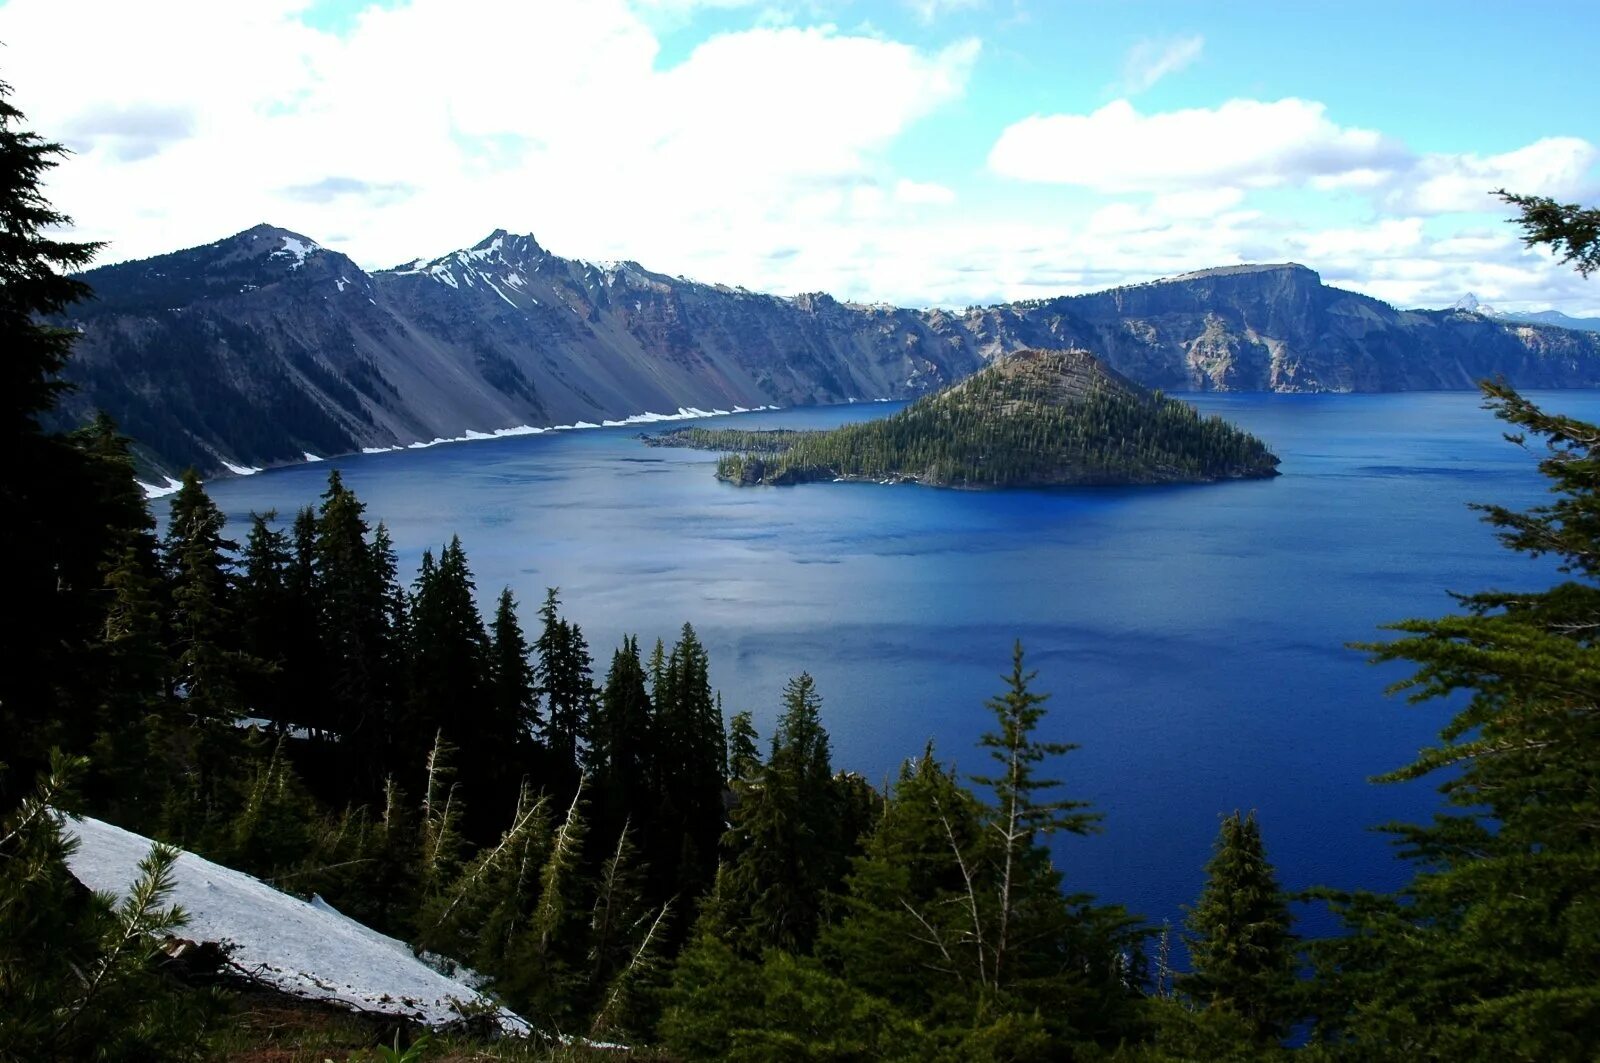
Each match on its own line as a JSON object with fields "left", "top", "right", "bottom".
{"left": 197, "top": 389, "right": 1600, "bottom": 943}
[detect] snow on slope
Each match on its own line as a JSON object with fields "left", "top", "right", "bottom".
{"left": 62, "top": 815, "right": 530, "bottom": 1034}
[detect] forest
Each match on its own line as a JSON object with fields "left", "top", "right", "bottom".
{"left": 3, "top": 82, "right": 1600, "bottom": 1062}
{"left": 678, "top": 350, "right": 1281, "bottom": 488}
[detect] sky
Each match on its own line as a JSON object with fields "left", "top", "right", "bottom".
{"left": 2, "top": 0, "right": 1597, "bottom": 312}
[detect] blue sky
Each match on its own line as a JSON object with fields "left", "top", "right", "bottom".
{"left": 4, "top": 0, "right": 1597, "bottom": 310}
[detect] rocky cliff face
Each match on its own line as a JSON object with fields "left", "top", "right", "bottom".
{"left": 52, "top": 230, "right": 1600, "bottom": 478}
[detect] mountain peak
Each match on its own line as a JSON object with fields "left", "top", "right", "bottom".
{"left": 225, "top": 224, "right": 324, "bottom": 271}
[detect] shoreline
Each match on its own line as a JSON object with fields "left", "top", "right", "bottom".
{"left": 137, "top": 402, "right": 783, "bottom": 499}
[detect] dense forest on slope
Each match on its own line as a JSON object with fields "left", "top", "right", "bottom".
{"left": 7, "top": 82, "right": 1600, "bottom": 1062}
{"left": 653, "top": 349, "right": 1280, "bottom": 487}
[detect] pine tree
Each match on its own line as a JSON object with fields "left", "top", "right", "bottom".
{"left": 0, "top": 81, "right": 109, "bottom": 791}
{"left": 312, "top": 471, "right": 394, "bottom": 789}
{"left": 722, "top": 672, "right": 841, "bottom": 955}
{"left": 0, "top": 753, "right": 214, "bottom": 1060}
{"left": 727, "top": 710, "right": 762, "bottom": 783}
{"left": 490, "top": 587, "right": 541, "bottom": 756}
{"left": 1182, "top": 811, "right": 1296, "bottom": 1042}
{"left": 236, "top": 512, "right": 294, "bottom": 729}
{"left": 1306, "top": 201, "right": 1600, "bottom": 1059}
{"left": 535, "top": 589, "right": 595, "bottom": 786}
{"left": 1310, "top": 384, "right": 1600, "bottom": 1058}
{"left": 969, "top": 641, "right": 1100, "bottom": 990}
{"left": 163, "top": 470, "right": 244, "bottom": 725}
{"left": 592, "top": 636, "right": 654, "bottom": 841}
{"left": 407, "top": 536, "right": 500, "bottom": 814}
{"left": 649, "top": 624, "right": 726, "bottom": 907}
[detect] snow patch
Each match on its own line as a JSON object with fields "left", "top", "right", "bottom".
{"left": 302, "top": 452, "right": 324, "bottom": 462}
{"left": 483, "top": 275, "right": 518, "bottom": 307}
{"left": 335, "top": 277, "right": 348, "bottom": 293}
{"left": 221, "top": 462, "right": 263, "bottom": 476}
{"left": 139, "top": 475, "right": 185, "bottom": 499}
{"left": 271, "top": 236, "right": 318, "bottom": 270}
{"left": 62, "top": 815, "right": 530, "bottom": 1034}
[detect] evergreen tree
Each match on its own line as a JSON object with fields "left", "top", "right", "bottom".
{"left": 649, "top": 624, "right": 727, "bottom": 906}
{"left": 592, "top": 636, "right": 654, "bottom": 840}
{"left": 970, "top": 640, "right": 1100, "bottom": 990}
{"left": 0, "top": 81, "right": 107, "bottom": 791}
{"left": 535, "top": 589, "right": 595, "bottom": 785}
{"left": 0, "top": 753, "right": 215, "bottom": 1061}
{"left": 1306, "top": 199, "right": 1600, "bottom": 1060}
{"left": 236, "top": 512, "right": 294, "bottom": 728}
{"left": 727, "top": 710, "right": 762, "bottom": 783}
{"left": 489, "top": 587, "right": 541, "bottom": 757}
{"left": 1310, "top": 384, "right": 1600, "bottom": 1059}
{"left": 722, "top": 673, "right": 842, "bottom": 955}
{"left": 1182, "top": 811, "right": 1296, "bottom": 1042}
{"left": 162, "top": 470, "right": 244, "bottom": 725}
{"left": 1496, "top": 188, "right": 1600, "bottom": 276}
{"left": 407, "top": 536, "right": 498, "bottom": 810}
{"left": 312, "top": 471, "right": 394, "bottom": 789}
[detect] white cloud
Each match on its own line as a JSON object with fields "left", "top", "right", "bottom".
{"left": 894, "top": 178, "right": 957, "bottom": 205}
{"left": 988, "top": 98, "right": 1399, "bottom": 192}
{"left": 0, "top": 0, "right": 978, "bottom": 272}
{"left": 1117, "top": 34, "right": 1203, "bottom": 94}
{"left": 3, "top": 3, "right": 1597, "bottom": 318}
{"left": 1386, "top": 137, "right": 1598, "bottom": 215}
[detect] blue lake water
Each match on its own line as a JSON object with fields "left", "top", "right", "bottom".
{"left": 198, "top": 390, "right": 1600, "bottom": 943}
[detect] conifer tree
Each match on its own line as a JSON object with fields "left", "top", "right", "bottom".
{"left": 312, "top": 471, "right": 394, "bottom": 788}
{"left": 407, "top": 536, "right": 498, "bottom": 805}
{"left": 592, "top": 636, "right": 654, "bottom": 839}
{"left": 163, "top": 470, "right": 244, "bottom": 725}
{"left": 535, "top": 589, "right": 596, "bottom": 784}
{"left": 1306, "top": 199, "right": 1600, "bottom": 1059}
{"left": 0, "top": 753, "right": 214, "bottom": 1060}
{"left": 727, "top": 710, "right": 762, "bottom": 783}
{"left": 722, "top": 672, "right": 841, "bottom": 955}
{"left": 0, "top": 81, "right": 107, "bottom": 789}
{"left": 649, "top": 624, "right": 726, "bottom": 905}
{"left": 236, "top": 512, "right": 294, "bottom": 728}
{"left": 970, "top": 641, "right": 1099, "bottom": 989}
{"left": 1182, "top": 810, "right": 1296, "bottom": 1042}
{"left": 490, "top": 587, "right": 541, "bottom": 754}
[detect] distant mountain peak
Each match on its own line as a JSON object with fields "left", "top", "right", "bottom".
{"left": 227, "top": 224, "right": 324, "bottom": 271}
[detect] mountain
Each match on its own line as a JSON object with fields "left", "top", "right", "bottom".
{"left": 649, "top": 348, "right": 1280, "bottom": 488}
{"left": 1453, "top": 293, "right": 1600, "bottom": 334}
{"left": 51, "top": 230, "right": 1600, "bottom": 479}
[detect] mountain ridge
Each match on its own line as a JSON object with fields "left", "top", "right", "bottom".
{"left": 50, "top": 225, "right": 1600, "bottom": 479}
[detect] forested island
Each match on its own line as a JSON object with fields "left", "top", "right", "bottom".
{"left": 644, "top": 349, "right": 1281, "bottom": 488}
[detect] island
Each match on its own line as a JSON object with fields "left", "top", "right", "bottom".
{"left": 641, "top": 348, "right": 1281, "bottom": 488}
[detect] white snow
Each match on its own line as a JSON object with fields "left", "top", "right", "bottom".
{"left": 482, "top": 275, "right": 518, "bottom": 307}
{"left": 271, "top": 237, "right": 318, "bottom": 270}
{"left": 221, "top": 462, "right": 263, "bottom": 476}
{"left": 61, "top": 815, "right": 530, "bottom": 1034}
{"left": 138, "top": 475, "right": 185, "bottom": 499}
{"left": 303, "top": 452, "right": 324, "bottom": 462}
{"left": 335, "top": 277, "right": 349, "bottom": 293}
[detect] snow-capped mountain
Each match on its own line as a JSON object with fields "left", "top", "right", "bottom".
{"left": 52, "top": 228, "right": 1600, "bottom": 478}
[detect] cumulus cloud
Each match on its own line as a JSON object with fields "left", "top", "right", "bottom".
{"left": 0, "top": 0, "right": 978, "bottom": 272}
{"left": 1384, "top": 137, "right": 1598, "bottom": 215}
{"left": 988, "top": 98, "right": 1400, "bottom": 192}
{"left": 1116, "top": 35, "right": 1203, "bottom": 94}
